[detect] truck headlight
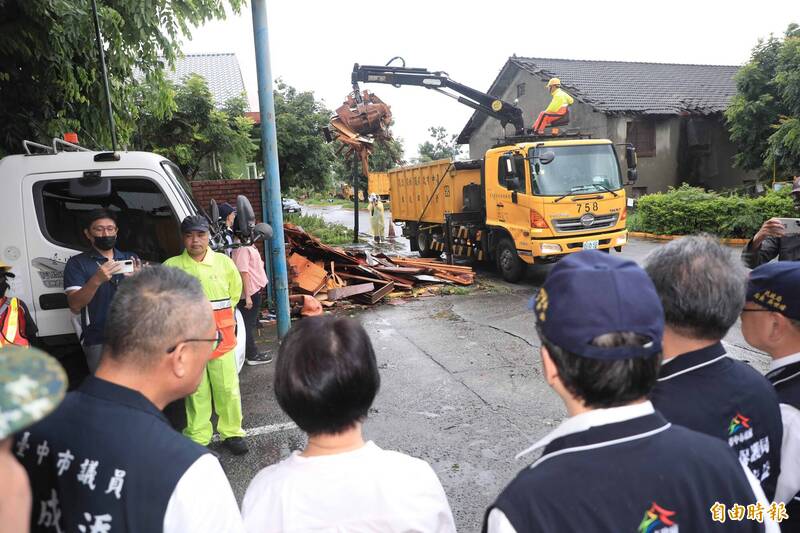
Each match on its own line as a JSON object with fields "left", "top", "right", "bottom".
{"left": 541, "top": 243, "right": 562, "bottom": 254}
{"left": 615, "top": 236, "right": 627, "bottom": 246}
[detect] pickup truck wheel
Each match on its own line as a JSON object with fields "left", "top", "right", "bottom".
{"left": 417, "top": 231, "right": 440, "bottom": 258}
{"left": 496, "top": 238, "right": 525, "bottom": 282}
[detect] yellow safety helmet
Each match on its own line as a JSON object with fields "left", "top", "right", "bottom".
{"left": 546, "top": 78, "right": 561, "bottom": 88}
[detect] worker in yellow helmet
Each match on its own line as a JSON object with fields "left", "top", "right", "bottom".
{"left": 533, "top": 78, "right": 574, "bottom": 134}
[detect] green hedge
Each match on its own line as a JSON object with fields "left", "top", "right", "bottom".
{"left": 629, "top": 184, "right": 795, "bottom": 239}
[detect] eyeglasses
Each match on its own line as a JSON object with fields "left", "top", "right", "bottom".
{"left": 90, "top": 225, "right": 118, "bottom": 235}
{"left": 166, "top": 330, "right": 221, "bottom": 353}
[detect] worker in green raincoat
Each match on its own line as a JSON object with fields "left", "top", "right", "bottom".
{"left": 369, "top": 194, "right": 385, "bottom": 243}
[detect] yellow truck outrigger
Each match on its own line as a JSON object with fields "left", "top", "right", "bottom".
{"left": 351, "top": 62, "right": 639, "bottom": 282}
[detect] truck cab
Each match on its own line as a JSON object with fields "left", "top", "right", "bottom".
{"left": 484, "top": 138, "right": 631, "bottom": 279}
{"left": 0, "top": 144, "right": 254, "bottom": 370}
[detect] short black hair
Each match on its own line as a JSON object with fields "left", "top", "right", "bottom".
{"left": 84, "top": 208, "right": 117, "bottom": 230}
{"left": 105, "top": 265, "right": 209, "bottom": 365}
{"left": 275, "top": 316, "right": 380, "bottom": 435}
{"left": 538, "top": 326, "right": 662, "bottom": 408}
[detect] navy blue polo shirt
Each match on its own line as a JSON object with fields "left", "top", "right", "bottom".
{"left": 487, "top": 411, "right": 765, "bottom": 532}
{"left": 17, "top": 376, "right": 206, "bottom": 532}
{"left": 651, "top": 342, "right": 783, "bottom": 501}
{"left": 766, "top": 359, "right": 800, "bottom": 529}
{"left": 63, "top": 249, "right": 136, "bottom": 346}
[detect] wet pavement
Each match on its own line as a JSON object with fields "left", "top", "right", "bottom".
{"left": 218, "top": 207, "right": 768, "bottom": 531}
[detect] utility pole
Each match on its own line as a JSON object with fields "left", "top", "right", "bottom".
{"left": 352, "top": 156, "right": 360, "bottom": 243}
{"left": 252, "top": 0, "right": 290, "bottom": 338}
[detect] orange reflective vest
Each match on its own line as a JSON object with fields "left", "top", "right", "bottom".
{"left": 210, "top": 298, "right": 236, "bottom": 359}
{"left": 0, "top": 297, "right": 30, "bottom": 348}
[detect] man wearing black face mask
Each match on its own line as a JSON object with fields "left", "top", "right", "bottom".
{"left": 64, "top": 209, "right": 139, "bottom": 372}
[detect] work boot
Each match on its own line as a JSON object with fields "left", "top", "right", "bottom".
{"left": 223, "top": 437, "right": 249, "bottom": 455}
{"left": 246, "top": 351, "right": 273, "bottom": 366}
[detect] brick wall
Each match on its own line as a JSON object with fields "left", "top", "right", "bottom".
{"left": 190, "top": 179, "right": 269, "bottom": 259}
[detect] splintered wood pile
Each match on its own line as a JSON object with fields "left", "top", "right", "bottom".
{"left": 284, "top": 223, "right": 474, "bottom": 306}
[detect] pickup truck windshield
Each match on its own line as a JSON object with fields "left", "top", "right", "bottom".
{"left": 528, "top": 144, "right": 622, "bottom": 196}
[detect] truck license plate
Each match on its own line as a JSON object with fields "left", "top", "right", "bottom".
{"left": 583, "top": 240, "right": 599, "bottom": 250}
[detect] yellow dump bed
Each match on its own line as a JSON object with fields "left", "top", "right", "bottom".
{"left": 388, "top": 159, "right": 481, "bottom": 224}
{"left": 367, "top": 171, "right": 390, "bottom": 197}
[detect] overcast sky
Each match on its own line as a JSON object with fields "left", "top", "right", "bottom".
{"left": 183, "top": 0, "right": 798, "bottom": 159}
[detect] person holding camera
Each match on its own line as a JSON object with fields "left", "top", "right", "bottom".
{"left": 64, "top": 209, "right": 140, "bottom": 373}
{"left": 742, "top": 177, "right": 800, "bottom": 268}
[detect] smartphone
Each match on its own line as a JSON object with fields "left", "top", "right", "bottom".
{"left": 117, "top": 259, "right": 134, "bottom": 274}
{"left": 776, "top": 218, "right": 800, "bottom": 236}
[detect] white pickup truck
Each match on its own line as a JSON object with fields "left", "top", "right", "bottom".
{"left": 0, "top": 139, "right": 268, "bottom": 373}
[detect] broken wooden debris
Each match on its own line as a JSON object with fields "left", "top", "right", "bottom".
{"left": 284, "top": 223, "right": 474, "bottom": 307}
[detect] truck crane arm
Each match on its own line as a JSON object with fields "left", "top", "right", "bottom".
{"left": 352, "top": 63, "right": 525, "bottom": 136}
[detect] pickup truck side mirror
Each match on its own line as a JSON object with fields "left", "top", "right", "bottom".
{"left": 627, "top": 168, "right": 639, "bottom": 184}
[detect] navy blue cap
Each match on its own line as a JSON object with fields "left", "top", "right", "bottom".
{"left": 747, "top": 261, "right": 800, "bottom": 320}
{"left": 218, "top": 203, "right": 236, "bottom": 220}
{"left": 532, "top": 250, "right": 664, "bottom": 360}
{"left": 180, "top": 215, "right": 210, "bottom": 234}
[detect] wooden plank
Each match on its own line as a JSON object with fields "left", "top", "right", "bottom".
{"left": 338, "top": 272, "right": 413, "bottom": 290}
{"left": 354, "top": 281, "right": 395, "bottom": 305}
{"left": 288, "top": 253, "right": 329, "bottom": 294}
{"left": 327, "top": 283, "right": 375, "bottom": 301}
{"left": 391, "top": 259, "right": 474, "bottom": 273}
{"left": 374, "top": 266, "right": 427, "bottom": 275}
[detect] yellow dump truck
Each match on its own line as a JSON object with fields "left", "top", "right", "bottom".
{"left": 389, "top": 137, "right": 636, "bottom": 282}
{"left": 367, "top": 171, "right": 390, "bottom": 199}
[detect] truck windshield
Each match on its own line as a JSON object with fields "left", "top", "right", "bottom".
{"left": 528, "top": 144, "right": 622, "bottom": 196}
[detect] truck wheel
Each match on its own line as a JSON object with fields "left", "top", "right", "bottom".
{"left": 496, "top": 238, "right": 525, "bottom": 282}
{"left": 417, "top": 231, "right": 440, "bottom": 258}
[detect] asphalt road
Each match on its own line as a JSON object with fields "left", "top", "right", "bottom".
{"left": 218, "top": 211, "right": 769, "bottom": 531}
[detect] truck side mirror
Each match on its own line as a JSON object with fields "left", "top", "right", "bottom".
{"left": 504, "top": 156, "right": 514, "bottom": 174}
{"left": 626, "top": 145, "right": 637, "bottom": 169}
{"left": 627, "top": 168, "right": 639, "bottom": 184}
{"left": 539, "top": 151, "right": 555, "bottom": 165}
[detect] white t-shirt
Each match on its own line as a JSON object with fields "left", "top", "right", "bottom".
{"left": 241, "top": 441, "right": 456, "bottom": 533}
{"left": 164, "top": 454, "right": 244, "bottom": 533}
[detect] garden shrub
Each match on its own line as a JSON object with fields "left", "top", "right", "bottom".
{"left": 629, "top": 184, "right": 795, "bottom": 238}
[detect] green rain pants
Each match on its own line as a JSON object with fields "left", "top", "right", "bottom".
{"left": 183, "top": 350, "right": 245, "bottom": 445}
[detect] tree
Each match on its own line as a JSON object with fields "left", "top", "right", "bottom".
{"left": 0, "top": 0, "right": 242, "bottom": 156}
{"left": 273, "top": 80, "right": 336, "bottom": 190}
{"left": 417, "top": 126, "right": 462, "bottom": 162}
{"left": 370, "top": 135, "right": 405, "bottom": 172}
{"left": 726, "top": 23, "right": 800, "bottom": 176}
{"left": 136, "top": 74, "right": 256, "bottom": 180}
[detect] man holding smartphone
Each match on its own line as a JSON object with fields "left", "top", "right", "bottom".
{"left": 743, "top": 176, "right": 800, "bottom": 268}
{"left": 64, "top": 209, "right": 139, "bottom": 372}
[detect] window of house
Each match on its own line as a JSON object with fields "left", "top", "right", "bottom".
{"left": 626, "top": 120, "right": 656, "bottom": 157}
{"left": 517, "top": 83, "right": 526, "bottom": 97}
{"left": 34, "top": 177, "right": 182, "bottom": 262}
{"left": 632, "top": 186, "right": 648, "bottom": 199}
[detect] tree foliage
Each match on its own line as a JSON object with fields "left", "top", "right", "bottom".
{"left": 0, "top": 0, "right": 242, "bottom": 156}
{"left": 726, "top": 23, "right": 800, "bottom": 175}
{"left": 417, "top": 126, "right": 462, "bottom": 162}
{"left": 136, "top": 74, "right": 256, "bottom": 180}
{"left": 274, "top": 81, "right": 336, "bottom": 190}
{"left": 370, "top": 134, "right": 405, "bottom": 171}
